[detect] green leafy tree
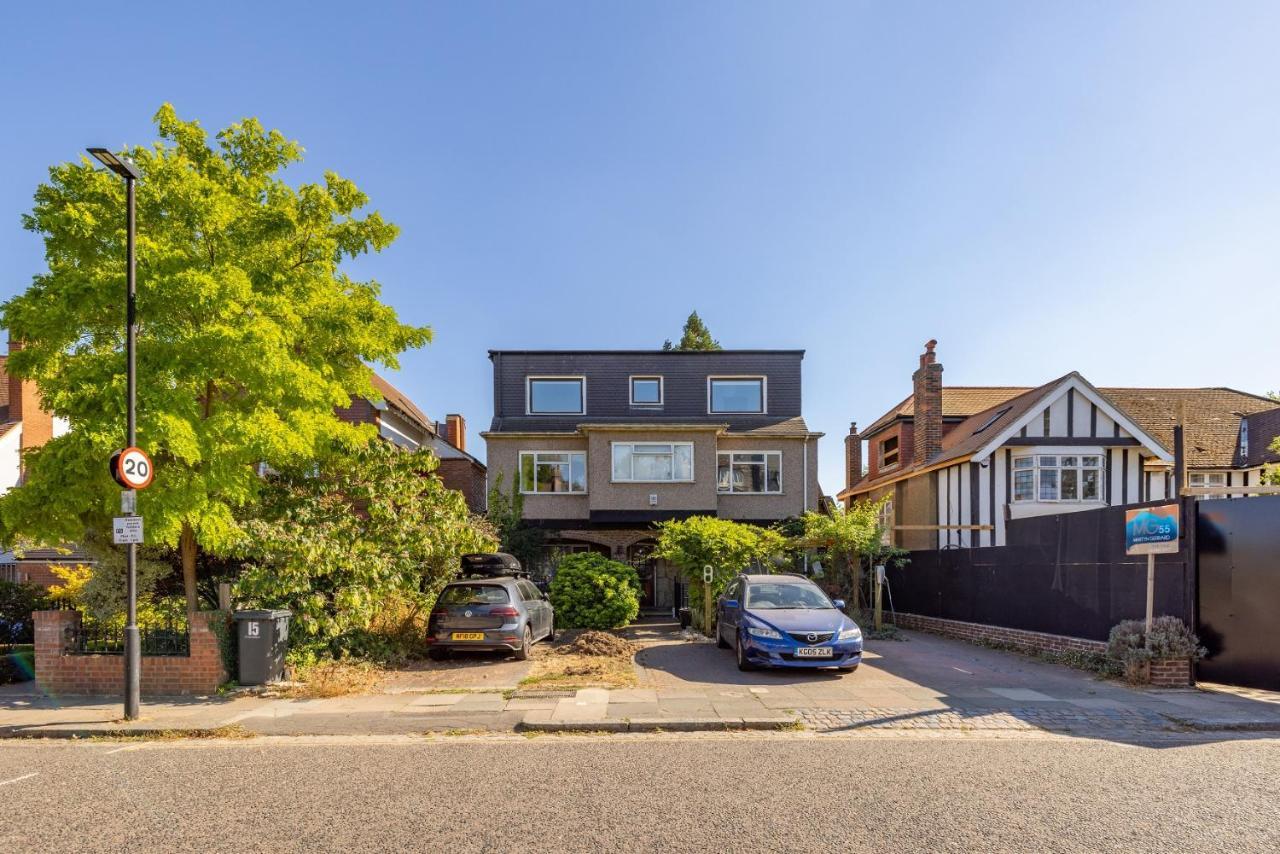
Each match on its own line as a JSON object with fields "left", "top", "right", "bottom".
{"left": 548, "top": 552, "right": 640, "bottom": 630}
{"left": 796, "top": 498, "right": 899, "bottom": 611}
{"left": 485, "top": 474, "right": 546, "bottom": 571}
{"left": 0, "top": 104, "right": 429, "bottom": 612}
{"left": 234, "top": 442, "right": 496, "bottom": 654}
{"left": 662, "top": 311, "right": 721, "bottom": 351}
{"left": 653, "top": 516, "right": 786, "bottom": 632}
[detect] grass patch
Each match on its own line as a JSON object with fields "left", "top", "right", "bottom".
{"left": 518, "top": 631, "right": 640, "bottom": 690}
{"left": 275, "top": 659, "right": 384, "bottom": 698}
{"left": 90, "top": 724, "right": 255, "bottom": 742}
{"left": 774, "top": 720, "right": 806, "bottom": 732}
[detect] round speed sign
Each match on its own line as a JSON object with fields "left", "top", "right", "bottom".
{"left": 114, "top": 446, "right": 154, "bottom": 490}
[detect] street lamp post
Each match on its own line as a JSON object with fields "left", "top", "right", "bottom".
{"left": 88, "top": 147, "right": 142, "bottom": 721}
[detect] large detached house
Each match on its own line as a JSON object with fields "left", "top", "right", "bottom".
{"left": 840, "top": 341, "right": 1279, "bottom": 551}
{"left": 336, "top": 373, "right": 487, "bottom": 513}
{"left": 482, "top": 350, "right": 823, "bottom": 610}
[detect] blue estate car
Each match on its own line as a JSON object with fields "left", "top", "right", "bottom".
{"left": 716, "top": 574, "right": 863, "bottom": 672}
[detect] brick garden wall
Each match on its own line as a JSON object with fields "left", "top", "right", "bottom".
{"left": 892, "top": 611, "right": 1107, "bottom": 654}
{"left": 34, "top": 610, "right": 227, "bottom": 696}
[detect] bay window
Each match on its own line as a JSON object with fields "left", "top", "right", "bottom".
{"left": 717, "top": 451, "right": 782, "bottom": 494}
{"left": 1012, "top": 454, "right": 1103, "bottom": 502}
{"left": 611, "top": 443, "right": 693, "bottom": 482}
{"left": 519, "top": 451, "right": 587, "bottom": 493}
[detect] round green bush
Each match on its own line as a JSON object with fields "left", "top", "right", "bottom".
{"left": 549, "top": 552, "right": 641, "bottom": 630}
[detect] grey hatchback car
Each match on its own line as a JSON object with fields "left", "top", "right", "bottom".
{"left": 426, "top": 576, "right": 554, "bottom": 661}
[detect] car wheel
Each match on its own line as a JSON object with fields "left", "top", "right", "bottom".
{"left": 428, "top": 647, "right": 450, "bottom": 662}
{"left": 735, "top": 632, "right": 756, "bottom": 672}
{"left": 717, "top": 622, "right": 730, "bottom": 649}
{"left": 514, "top": 626, "right": 533, "bottom": 661}
{"left": 547, "top": 622, "right": 556, "bottom": 642}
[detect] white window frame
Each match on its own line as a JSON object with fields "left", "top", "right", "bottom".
{"left": 716, "top": 451, "right": 783, "bottom": 494}
{"left": 1011, "top": 451, "right": 1105, "bottom": 503}
{"left": 518, "top": 450, "right": 588, "bottom": 494}
{"left": 611, "top": 442, "right": 695, "bottom": 483}
{"left": 526, "top": 376, "right": 586, "bottom": 416}
{"left": 707, "top": 376, "right": 767, "bottom": 415}
{"left": 878, "top": 499, "right": 894, "bottom": 546}
{"left": 629, "top": 375, "right": 664, "bottom": 407}
{"left": 1240, "top": 421, "right": 1249, "bottom": 459}
{"left": 1189, "top": 471, "right": 1228, "bottom": 500}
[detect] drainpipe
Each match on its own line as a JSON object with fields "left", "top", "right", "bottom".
{"left": 802, "top": 436, "right": 810, "bottom": 574}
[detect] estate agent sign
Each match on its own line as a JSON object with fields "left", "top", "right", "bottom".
{"left": 1124, "top": 504, "right": 1180, "bottom": 555}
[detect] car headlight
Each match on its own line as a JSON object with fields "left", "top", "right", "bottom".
{"left": 746, "top": 626, "right": 782, "bottom": 640}
{"left": 838, "top": 626, "right": 862, "bottom": 642}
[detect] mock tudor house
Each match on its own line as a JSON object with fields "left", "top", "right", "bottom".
{"left": 335, "top": 373, "right": 488, "bottom": 513}
{"left": 482, "top": 349, "right": 823, "bottom": 610}
{"left": 840, "top": 341, "right": 1279, "bottom": 551}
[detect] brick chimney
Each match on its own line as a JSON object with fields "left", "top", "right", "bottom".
{"left": 444, "top": 413, "right": 466, "bottom": 453}
{"left": 7, "top": 339, "right": 54, "bottom": 452}
{"left": 844, "top": 422, "right": 862, "bottom": 490}
{"left": 912, "top": 339, "right": 943, "bottom": 466}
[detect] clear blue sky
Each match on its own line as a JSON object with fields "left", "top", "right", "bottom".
{"left": 3, "top": 2, "right": 1277, "bottom": 493}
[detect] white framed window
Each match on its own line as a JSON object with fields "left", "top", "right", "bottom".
{"left": 716, "top": 451, "right": 781, "bottom": 493}
{"left": 526, "top": 377, "right": 585, "bottom": 415}
{"left": 878, "top": 499, "right": 894, "bottom": 546}
{"left": 708, "top": 377, "right": 766, "bottom": 414}
{"left": 519, "top": 451, "right": 587, "bottom": 493}
{"left": 1189, "top": 471, "right": 1227, "bottom": 500}
{"left": 630, "top": 376, "right": 663, "bottom": 406}
{"left": 1012, "top": 454, "right": 1103, "bottom": 502}
{"left": 611, "top": 442, "right": 693, "bottom": 482}
{"left": 1240, "top": 421, "right": 1249, "bottom": 459}
{"left": 880, "top": 436, "right": 900, "bottom": 469}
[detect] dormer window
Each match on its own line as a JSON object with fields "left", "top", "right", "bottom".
{"left": 527, "top": 377, "right": 585, "bottom": 415}
{"left": 880, "top": 436, "right": 900, "bottom": 469}
{"left": 630, "top": 376, "right": 663, "bottom": 406}
{"left": 1240, "top": 420, "right": 1249, "bottom": 459}
{"left": 708, "top": 377, "right": 765, "bottom": 414}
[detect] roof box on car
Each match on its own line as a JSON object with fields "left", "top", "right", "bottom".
{"left": 459, "top": 552, "right": 524, "bottom": 578}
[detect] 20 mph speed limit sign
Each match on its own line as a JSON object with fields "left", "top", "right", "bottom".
{"left": 111, "top": 447, "right": 154, "bottom": 490}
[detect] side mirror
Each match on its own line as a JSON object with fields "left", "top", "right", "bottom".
{"left": 723, "top": 599, "right": 739, "bottom": 610}
{"left": 832, "top": 599, "right": 846, "bottom": 611}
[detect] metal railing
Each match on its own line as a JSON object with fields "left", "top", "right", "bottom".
{"left": 63, "top": 622, "right": 190, "bottom": 657}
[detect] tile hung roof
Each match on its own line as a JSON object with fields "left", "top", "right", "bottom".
{"left": 486, "top": 415, "right": 817, "bottom": 437}
{"left": 1243, "top": 407, "right": 1280, "bottom": 467}
{"left": 861, "top": 387, "right": 1033, "bottom": 436}
{"left": 846, "top": 381, "right": 1275, "bottom": 498}
{"left": 371, "top": 374, "right": 434, "bottom": 433}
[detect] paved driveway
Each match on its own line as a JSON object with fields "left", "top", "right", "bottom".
{"left": 634, "top": 629, "right": 1280, "bottom": 735}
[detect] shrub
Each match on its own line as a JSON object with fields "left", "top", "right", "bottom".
{"left": 0, "top": 580, "right": 50, "bottom": 644}
{"left": 1107, "top": 617, "right": 1206, "bottom": 682}
{"left": 549, "top": 553, "right": 640, "bottom": 630}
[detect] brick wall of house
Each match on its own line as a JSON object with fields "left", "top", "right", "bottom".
{"left": 436, "top": 458, "right": 486, "bottom": 513}
{"left": 892, "top": 612, "right": 1108, "bottom": 655}
{"left": 334, "top": 396, "right": 376, "bottom": 427}
{"left": 34, "top": 610, "right": 227, "bottom": 696}
{"left": 12, "top": 562, "right": 63, "bottom": 588}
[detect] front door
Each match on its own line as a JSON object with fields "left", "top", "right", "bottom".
{"left": 628, "top": 542, "right": 658, "bottom": 609}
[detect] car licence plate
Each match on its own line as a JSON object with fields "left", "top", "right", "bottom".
{"left": 451, "top": 632, "right": 485, "bottom": 641}
{"left": 795, "top": 646, "right": 833, "bottom": 658}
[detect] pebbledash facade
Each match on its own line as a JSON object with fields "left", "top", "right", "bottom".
{"left": 840, "top": 341, "right": 1279, "bottom": 551}
{"left": 482, "top": 350, "right": 822, "bottom": 611}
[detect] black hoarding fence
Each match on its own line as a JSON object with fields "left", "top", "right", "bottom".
{"left": 884, "top": 498, "right": 1196, "bottom": 643}
{"left": 1196, "top": 495, "right": 1280, "bottom": 690}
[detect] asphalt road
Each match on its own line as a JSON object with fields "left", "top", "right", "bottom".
{"left": 2, "top": 732, "right": 1278, "bottom": 852}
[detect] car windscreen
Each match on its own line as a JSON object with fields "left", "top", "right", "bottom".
{"left": 437, "top": 585, "right": 511, "bottom": 606}
{"left": 744, "top": 582, "right": 833, "bottom": 610}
